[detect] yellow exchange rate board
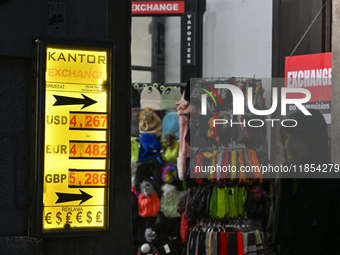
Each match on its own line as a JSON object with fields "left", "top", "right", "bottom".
{"left": 42, "top": 45, "right": 111, "bottom": 231}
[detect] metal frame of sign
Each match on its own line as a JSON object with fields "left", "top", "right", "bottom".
{"left": 29, "top": 36, "right": 114, "bottom": 237}
{"left": 132, "top": 0, "right": 205, "bottom": 82}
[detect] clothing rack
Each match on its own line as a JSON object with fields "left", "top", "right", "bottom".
{"left": 185, "top": 219, "right": 266, "bottom": 255}
{"left": 191, "top": 218, "right": 263, "bottom": 232}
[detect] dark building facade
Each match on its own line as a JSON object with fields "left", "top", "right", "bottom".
{"left": 0, "top": 0, "right": 132, "bottom": 254}
{"left": 0, "top": 0, "right": 334, "bottom": 254}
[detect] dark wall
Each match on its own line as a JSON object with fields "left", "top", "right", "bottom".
{"left": 0, "top": 0, "right": 132, "bottom": 254}
{"left": 0, "top": 57, "right": 32, "bottom": 236}
{"left": 271, "top": 0, "right": 332, "bottom": 166}
{"left": 272, "top": 0, "right": 331, "bottom": 78}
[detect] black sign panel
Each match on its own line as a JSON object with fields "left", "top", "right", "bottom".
{"left": 181, "top": 12, "right": 195, "bottom": 66}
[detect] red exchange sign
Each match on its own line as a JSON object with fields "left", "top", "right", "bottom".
{"left": 132, "top": 1, "right": 185, "bottom": 14}
{"left": 285, "top": 52, "right": 332, "bottom": 102}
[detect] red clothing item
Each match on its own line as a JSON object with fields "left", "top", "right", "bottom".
{"left": 180, "top": 212, "right": 189, "bottom": 242}
{"left": 219, "top": 232, "right": 227, "bottom": 255}
{"left": 237, "top": 231, "right": 245, "bottom": 255}
{"left": 132, "top": 187, "right": 137, "bottom": 196}
{"left": 220, "top": 150, "right": 229, "bottom": 179}
{"left": 194, "top": 154, "right": 202, "bottom": 178}
{"left": 138, "top": 192, "right": 160, "bottom": 217}
{"left": 213, "top": 153, "right": 218, "bottom": 181}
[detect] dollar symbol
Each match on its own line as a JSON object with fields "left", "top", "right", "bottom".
{"left": 96, "top": 211, "right": 102, "bottom": 223}
{"left": 56, "top": 211, "right": 62, "bottom": 225}
{"left": 86, "top": 211, "right": 92, "bottom": 224}
{"left": 45, "top": 212, "right": 52, "bottom": 224}
{"left": 76, "top": 212, "right": 83, "bottom": 223}
{"left": 66, "top": 212, "right": 72, "bottom": 224}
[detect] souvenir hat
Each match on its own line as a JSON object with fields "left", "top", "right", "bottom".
{"left": 162, "top": 113, "right": 179, "bottom": 139}
{"left": 141, "top": 86, "right": 162, "bottom": 110}
{"left": 161, "top": 86, "right": 182, "bottom": 110}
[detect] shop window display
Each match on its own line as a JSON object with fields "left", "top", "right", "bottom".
{"left": 131, "top": 79, "right": 270, "bottom": 254}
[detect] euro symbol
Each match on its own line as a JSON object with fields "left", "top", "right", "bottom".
{"left": 76, "top": 212, "right": 82, "bottom": 223}
{"left": 45, "top": 212, "right": 52, "bottom": 224}
{"left": 96, "top": 211, "right": 102, "bottom": 223}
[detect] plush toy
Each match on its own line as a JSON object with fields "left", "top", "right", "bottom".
{"left": 134, "top": 160, "right": 163, "bottom": 198}
{"left": 161, "top": 132, "right": 179, "bottom": 162}
{"left": 140, "top": 180, "right": 156, "bottom": 198}
{"left": 138, "top": 133, "right": 161, "bottom": 162}
{"left": 144, "top": 227, "right": 157, "bottom": 243}
{"left": 137, "top": 217, "right": 158, "bottom": 243}
{"left": 160, "top": 184, "right": 181, "bottom": 218}
{"left": 139, "top": 108, "right": 162, "bottom": 137}
{"left": 138, "top": 181, "right": 160, "bottom": 218}
{"left": 137, "top": 243, "right": 159, "bottom": 255}
{"left": 161, "top": 132, "right": 177, "bottom": 149}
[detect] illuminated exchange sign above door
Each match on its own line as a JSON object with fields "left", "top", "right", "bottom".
{"left": 132, "top": 1, "right": 185, "bottom": 14}
{"left": 30, "top": 37, "right": 114, "bottom": 237}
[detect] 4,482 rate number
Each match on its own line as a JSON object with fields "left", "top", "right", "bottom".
{"left": 69, "top": 141, "right": 107, "bottom": 158}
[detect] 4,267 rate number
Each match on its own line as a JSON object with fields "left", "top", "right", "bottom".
{"left": 69, "top": 112, "right": 108, "bottom": 130}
